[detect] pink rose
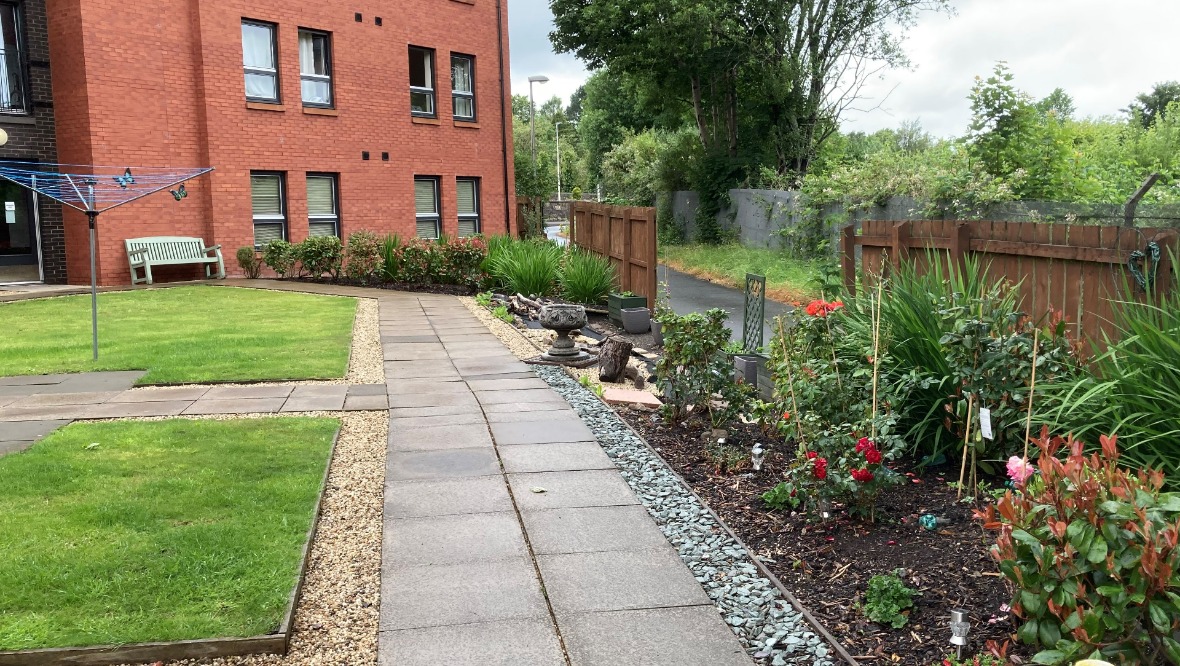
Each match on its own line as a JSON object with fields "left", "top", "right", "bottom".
{"left": 1006, "top": 456, "right": 1035, "bottom": 486}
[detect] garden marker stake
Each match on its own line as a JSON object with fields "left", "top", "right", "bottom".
{"left": 957, "top": 394, "right": 975, "bottom": 500}
{"left": 870, "top": 272, "right": 885, "bottom": 438}
{"left": 1022, "top": 328, "right": 1040, "bottom": 464}
{"left": 776, "top": 318, "right": 805, "bottom": 447}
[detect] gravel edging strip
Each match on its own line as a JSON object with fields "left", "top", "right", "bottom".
{"left": 532, "top": 365, "right": 851, "bottom": 666}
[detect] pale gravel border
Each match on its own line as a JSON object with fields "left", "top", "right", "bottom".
{"left": 91, "top": 410, "right": 388, "bottom": 666}
{"left": 459, "top": 296, "right": 659, "bottom": 397}
{"left": 122, "top": 297, "right": 383, "bottom": 393}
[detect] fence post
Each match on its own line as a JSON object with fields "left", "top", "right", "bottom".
{"left": 950, "top": 221, "right": 971, "bottom": 277}
{"left": 889, "top": 221, "right": 911, "bottom": 273}
{"left": 645, "top": 207, "right": 657, "bottom": 310}
{"left": 841, "top": 224, "right": 857, "bottom": 297}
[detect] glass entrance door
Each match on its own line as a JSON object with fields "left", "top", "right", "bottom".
{"left": 0, "top": 179, "right": 38, "bottom": 282}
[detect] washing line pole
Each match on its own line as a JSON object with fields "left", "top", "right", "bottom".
{"left": 87, "top": 183, "right": 98, "bottom": 360}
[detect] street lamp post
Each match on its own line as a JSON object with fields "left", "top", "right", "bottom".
{"left": 555, "top": 120, "right": 576, "bottom": 201}
{"left": 527, "top": 75, "right": 549, "bottom": 184}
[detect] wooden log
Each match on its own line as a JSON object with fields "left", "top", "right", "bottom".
{"left": 598, "top": 336, "right": 633, "bottom": 383}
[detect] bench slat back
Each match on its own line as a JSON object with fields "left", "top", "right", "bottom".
{"left": 126, "top": 237, "right": 207, "bottom": 262}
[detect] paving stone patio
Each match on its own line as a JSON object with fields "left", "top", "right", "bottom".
{"left": 0, "top": 282, "right": 753, "bottom": 666}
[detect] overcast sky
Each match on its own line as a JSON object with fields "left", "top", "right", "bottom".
{"left": 508, "top": 0, "right": 1180, "bottom": 138}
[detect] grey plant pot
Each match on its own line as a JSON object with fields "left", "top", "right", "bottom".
{"left": 620, "top": 307, "right": 651, "bottom": 334}
{"left": 733, "top": 354, "right": 759, "bottom": 384}
{"left": 650, "top": 320, "right": 663, "bottom": 346}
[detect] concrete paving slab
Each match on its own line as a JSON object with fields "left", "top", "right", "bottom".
{"left": 380, "top": 558, "right": 548, "bottom": 630}
{"left": 508, "top": 471, "right": 640, "bottom": 510}
{"left": 383, "top": 512, "right": 527, "bottom": 566}
{"left": 109, "top": 386, "right": 211, "bottom": 402}
{"left": 385, "top": 475, "right": 513, "bottom": 519}
{"left": 202, "top": 385, "right": 294, "bottom": 400}
{"left": 182, "top": 398, "right": 286, "bottom": 415}
{"left": 0, "top": 419, "right": 70, "bottom": 442}
{"left": 0, "top": 374, "right": 71, "bottom": 386}
{"left": 466, "top": 378, "right": 550, "bottom": 392}
{"left": 491, "top": 418, "right": 596, "bottom": 445}
{"left": 387, "top": 392, "right": 478, "bottom": 409}
{"left": 537, "top": 549, "right": 711, "bottom": 614}
{"left": 0, "top": 404, "right": 91, "bottom": 421}
{"left": 523, "top": 506, "right": 670, "bottom": 555}
{"left": 484, "top": 409, "right": 579, "bottom": 424}
{"left": 389, "top": 422, "right": 492, "bottom": 451}
{"left": 347, "top": 384, "right": 388, "bottom": 396}
{"left": 51, "top": 371, "right": 145, "bottom": 393}
{"left": 387, "top": 448, "right": 501, "bottom": 481}
{"left": 9, "top": 391, "right": 119, "bottom": 407}
{"left": 282, "top": 396, "right": 346, "bottom": 412}
{"left": 289, "top": 384, "right": 349, "bottom": 398}
{"left": 387, "top": 412, "right": 486, "bottom": 428}
{"left": 461, "top": 371, "right": 539, "bottom": 381}
{"left": 344, "top": 394, "right": 389, "bottom": 410}
{"left": 383, "top": 348, "right": 451, "bottom": 362}
{"left": 389, "top": 404, "right": 480, "bottom": 418}
{"left": 559, "top": 606, "right": 752, "bottom": 666}
{"left": 379, "top": 618, "right": 565, "bottom": 666}
{"left": 386, "top": 379, "right": 472, "bottom": 396}
{"left": 498, "top": 442, "right": 615, "bottom": 474}
{"left": 381, "top": 335, "right": 440, "bottom": 344}
{"left": 385, "top": 361, "right": 459, "bottom": 380}
{"left": 481, "top": 401, "right": 574, "bottom": 415}
{"left": 454, "top": 362, "right": 532, "bottom": 377}
{"left": 476, "top": 389, "right": 567, "bottom": 405}
{"left": 82, "top": 400, "right": 192, "bottom": 419}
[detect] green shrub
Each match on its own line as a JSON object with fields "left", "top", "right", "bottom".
{"left": 655, "top": 308, "right": 754, "bottom": 429}
{"left": 978, "top": 431, "right": 1180, "bottom": 664}
{"left": 486, "top": 239, "right": 562, "bottom": 296}
{"left": 295, "top": 235, "right": 343, "bottom": 280}
{"left": 1046, "top": 273, "right": 1180, "bottom": 481}
{"left": 863, "top": 570, "right": 917, "bottom": 629}
{"left": 438, "top": 236, "right": 488, "bottom": 286}
{"left": 558, "top": 250, "right": 615, "bottom": 304}
{"left": 344, "top": 231, "right": 381, "bottom": 282}
{"left": 235, "top": 247, "right": 261, "bottom": 279}
{"left": 261, "top": 240, "right": 295, "bottom": 278}
{"left": 397, "top": 237, "right": 442, "bottom": 284}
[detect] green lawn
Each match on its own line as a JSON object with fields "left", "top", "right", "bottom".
{"left": 661, "top": 243, "right": 823, "bottom": 303}
{"left": 0, "top": 417, "right": 338, "bottom": 650}
{"left": 0, "top": 286, "right": 356, "bottom": 384}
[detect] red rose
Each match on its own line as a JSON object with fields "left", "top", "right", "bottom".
{"left": 865, "top": 447, "right": 882, "bottom": 464}
{"left": 806, "top": 451, "right": 818, "bottom": 460}
{"left": 855, "top": 437, "right": 871, "bottom": 453}
{"left": 813, "top": 457, "right": 828, "bottom": 480}
{"left": 851, "top": 468, "right": 874, "bottom": 483}
{"left": 782, "top": 411, "right": 792, "bottom": 421}
{"left": 805, "top": 300, "right": 824, "bottom": 316}
{"left": 829, "top": 300, "right": 844, "bottom": 310}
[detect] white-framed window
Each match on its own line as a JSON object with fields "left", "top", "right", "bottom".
{"left": 414, "top": 177, "right": 440, "bottom": 239}
{"left": 456, "top": 178, "right": 480, "bottom": 237}
{"left": 299, "top": 29, "right": 332, "bottom": 107}
{"left": 242, "top": 20, "right": 279, "bottom": 103}
{"left": 409, "top": 46, "right": 435, "bottom": 117}
{"left": 251, "top": 172, "right": 286, "bottom": 247}
{"left": 0, "top": 3, "right": 27, "bottom": 114}
{"left": 307, "top": 174, "right": 339, "bottom": 237}
{"left": 451, "top": 54, "right": 475, "bottom": 121}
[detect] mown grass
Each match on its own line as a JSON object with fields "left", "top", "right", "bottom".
{"left": 0, "top": 417, "right": 338, "bottom": 650}
{"left": 660, "top": 243, "right": 823, "bottom": 303}
{"left": 0, "top": 286, "right": 356, "bottom": 384}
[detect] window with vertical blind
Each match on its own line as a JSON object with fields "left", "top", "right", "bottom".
{"left": 307, "top": 174, "right": 339, "bottom": 237}
{"left": 251, "top": 172, "right": 286, "bottom": 247}
{"left": 456, "top": 178, "right": 480, "bottom": 237}
{"left": 242, "top": 20, "right": 278, "bottom": 103}
{"left": 299, "top": 29, "right": 332, "bottom": 107}
{"left": 451, "top": 54, "right": 475, "bottom": 121}
{"left": 414, "top": 177, "right": 440, "bottom": 239}
{"left": 0, "top": 3, "right": 28, "bottom": 114}
{"left": 409, "top": 47, "right": 435, "bottom": 117}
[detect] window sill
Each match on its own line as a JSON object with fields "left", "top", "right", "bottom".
{"left": 303, "top": 107, "right": 339, "bottom": 116}
{"left": 0, "top": 114, "right": 35, "bottom": 125}
{"left": 454, "top": 120, "right": 480, "bottom": 129}
{"left": 411, "top": 116, "right": 441, "bottom": 126}
{"left": 246, "top": 101, "right": 285, "bottom": 112}
{"left": 450, "top": 0, "right": 475, "bottom": 5}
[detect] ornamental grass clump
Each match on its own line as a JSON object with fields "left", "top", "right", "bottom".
{"left": 485, "top": 238, "right": 562, "bottom": 296}
{"left": 558, "top": 249, "right": 615, "bottom": 304}
{"left": 977, "top": 429, "right": 1180, "bottom": 665}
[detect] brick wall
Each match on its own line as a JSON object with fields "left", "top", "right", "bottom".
{"left": 0, "top": 0, "right": 66, "bottom": 283}
{"left": 46, "top": 0, "right": 517, "bottom": 285}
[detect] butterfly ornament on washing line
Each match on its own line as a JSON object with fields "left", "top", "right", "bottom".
{"left": 113, "top": 168, "right": 135, "bottom": 188}
{"left": 170, "top": 184, "right": 187, "bottom": 201}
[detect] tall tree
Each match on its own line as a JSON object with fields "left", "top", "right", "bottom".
{"left": 1126, "top": 81, "right": 1180, "bottom": 128}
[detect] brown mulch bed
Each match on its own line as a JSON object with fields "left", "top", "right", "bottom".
{"left": 289, "top": 277, "right": 477, "bottom": 296}
{"left": 619, "top": 411, "right": 1029, "bottom": 665}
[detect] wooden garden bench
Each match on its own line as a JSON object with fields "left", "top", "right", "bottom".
{"left": 125, "top": 236, "right": 225, "bottom": 285}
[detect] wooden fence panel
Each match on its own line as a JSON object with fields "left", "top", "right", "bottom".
{"left": 569, "top": 201, "right": 658, "bottom": 309}
{"left": 843, "top": 220, "right": 1179, "bottom": 347}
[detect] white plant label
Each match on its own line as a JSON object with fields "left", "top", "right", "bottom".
{"left": 979, "top": 407, "right": 994, "bottom": 440}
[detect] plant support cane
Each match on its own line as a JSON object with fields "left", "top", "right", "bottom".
{"left": 776, "top": 318, "right": 806, "bottom": 447}
{"left": 957, "top": 394, "right": 975, "bottom": 500}
{"left": 1022, "top": 328, "right": 1040, "bottom": 464}
{"left": 870, "top": 273, "right": 884, "bottom": 438}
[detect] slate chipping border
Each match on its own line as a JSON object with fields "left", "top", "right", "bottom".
{"left": 0, "top": 425, "right": 342, "bottom": 666}
{"left": 533, "top": 365, "right": 859, "bottom": 666}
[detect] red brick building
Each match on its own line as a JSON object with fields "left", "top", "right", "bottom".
{"left": 25, "top": 0, "right": 516, "bottom": 285}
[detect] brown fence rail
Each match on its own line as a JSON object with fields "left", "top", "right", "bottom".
{"left": 570, "top": 202, "right": 658, "bottom": 309}
{"left": 842, "top": 220, "right": 1179, "bottom": 345}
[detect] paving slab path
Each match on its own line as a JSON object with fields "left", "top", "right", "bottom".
{"left": 0, "top": 282, "right": 754, "bottom": 665}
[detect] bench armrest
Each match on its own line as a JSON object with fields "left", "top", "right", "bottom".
{"left": 203, "top": 245, "right": 222, "bottom": 253}
{"left": 127, "top": 247, "right": 148, "bottom": 257}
